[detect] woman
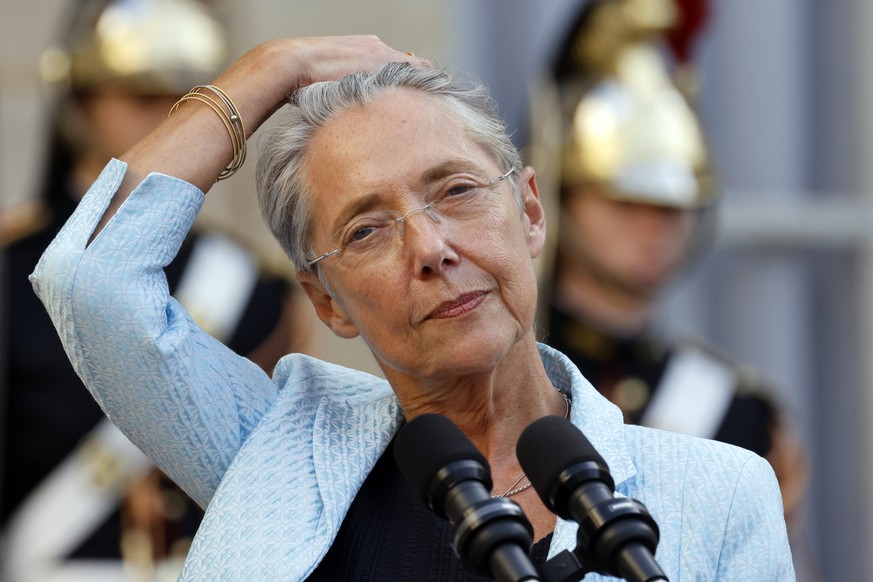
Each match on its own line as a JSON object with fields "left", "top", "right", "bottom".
{"left": 31, "top": 36, "right": 794, "bottom": 580}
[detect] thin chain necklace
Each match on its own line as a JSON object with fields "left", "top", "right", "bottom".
{"left": 493, "top": 388, "right": 571, "bottom": 498}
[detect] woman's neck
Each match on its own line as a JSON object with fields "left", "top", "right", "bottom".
{"left": 386, "top": 335, "right": 569, "bottom": 541}
{"left": 386, "top": 336, "right": 562, "bottom": 475}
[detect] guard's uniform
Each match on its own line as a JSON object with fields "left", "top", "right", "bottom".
{"left": 547, "top": 304, "right": 776, "bottom": 457}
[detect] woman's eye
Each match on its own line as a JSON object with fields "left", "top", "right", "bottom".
{"left": 444, "top": 181, "right": 479, "bottom": 198}
{"left": 446, "top": 185, "right": 472, "bottom": 197}
{"left": 349, "top": 225, "right": 377, "bottom": 242}
{"left": 344, "top": 219, "right": 395, "bottom": 246}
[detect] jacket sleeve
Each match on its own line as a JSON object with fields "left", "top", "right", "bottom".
{"left": 716, "top": 453, "right": 796, "bottom": 580}
{"left": 30, "top": 159, "right": 280, "bottom": 509}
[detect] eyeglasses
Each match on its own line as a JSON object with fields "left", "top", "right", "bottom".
{"left": 307, "top": 168, "right": 516, "bottom": 270}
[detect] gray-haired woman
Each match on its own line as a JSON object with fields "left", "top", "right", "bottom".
{"left": 31, "top": 36, "right": 794, "bottom": 581}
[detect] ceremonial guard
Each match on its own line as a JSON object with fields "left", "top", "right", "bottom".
{"left": 530, "top": 0, "right": 811, "bottom": 563}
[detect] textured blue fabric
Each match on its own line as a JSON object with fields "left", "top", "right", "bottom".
{"left": 31, "top": 159, "right": 795, "bottom": 581}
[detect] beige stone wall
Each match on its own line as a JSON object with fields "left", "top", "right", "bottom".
{"left": 0, "top": 0, "right": 70, "bottom": 210}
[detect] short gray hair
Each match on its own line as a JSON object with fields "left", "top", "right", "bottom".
{"left": 256, "top": 62, "right": 523, "bottom": 273}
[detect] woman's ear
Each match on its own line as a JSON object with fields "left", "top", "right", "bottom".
{"left": 519, "top": 166, "right": 546, "bottom": 258}
{"left": 296, "top": 271, "right": 360, "bottom": 339}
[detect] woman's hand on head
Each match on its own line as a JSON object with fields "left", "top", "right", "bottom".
{"left": 276, "top": 35, "right": 431, "bottom": 92}
{"left": 216, "top": 36, "right": 432, "bottom": 128}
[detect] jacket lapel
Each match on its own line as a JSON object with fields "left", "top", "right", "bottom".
{"left": 311, "top": 393, "right": 403, "bottom": 540}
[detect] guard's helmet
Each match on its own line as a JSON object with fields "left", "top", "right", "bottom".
{"left": 551, "top": 0, "right": 714, "bottom": 210}
{"left": 40, "top": 0, "right": 228, "bottom": 97}
{"left": 32, "top": 0, "right": 229, "bottom": 209}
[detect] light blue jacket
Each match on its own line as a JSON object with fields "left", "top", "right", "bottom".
{"left": 31, "top": 160, "right": 795, "bottom": 581}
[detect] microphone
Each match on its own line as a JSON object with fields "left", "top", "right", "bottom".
{"left": 394, "top": 413, "right": 541, "bottom": 582}
{"left": 516, "top": 416, "right": 668, "bottom": 582}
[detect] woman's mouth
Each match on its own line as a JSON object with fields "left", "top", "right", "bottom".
{"left": 427, "top": 291, "right": 487, "bottom": 319}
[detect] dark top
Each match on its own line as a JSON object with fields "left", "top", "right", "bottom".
{"left": 308, "top": 438, "right": 552, "bottom": 581}
{"left": 546, "top": 304, "right": 775, "bottom": 457}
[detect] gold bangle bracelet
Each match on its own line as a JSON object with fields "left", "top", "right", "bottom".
{"left": 169, "top": 84, "right": 247, "bottom": 181}
{"left": 194, "top": 85, "right": 247, "bottom": 175}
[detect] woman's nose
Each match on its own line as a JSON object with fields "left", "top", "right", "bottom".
{"left": 398, "top": 208, "right": 459, "bottom": 276}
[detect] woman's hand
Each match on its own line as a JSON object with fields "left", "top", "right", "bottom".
{"left": 214, "top": 36, "right": 431, "bottom": 135}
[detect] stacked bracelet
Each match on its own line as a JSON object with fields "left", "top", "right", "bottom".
{"left": 170, "top": 85, "right": 247, "bottom": 181}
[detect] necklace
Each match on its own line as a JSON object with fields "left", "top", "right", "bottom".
{"left": 493, "top": 388, "right": 571, "bottom": 498}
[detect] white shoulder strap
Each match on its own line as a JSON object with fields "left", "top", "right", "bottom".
{"left": 639, "top": 344, "right": 736, "bottom": 439}
{"left": 173, "top": 233, "right": 259, "bottom": 342}
{"left": 1, "top": 418, "right": 152, "bottom": 581}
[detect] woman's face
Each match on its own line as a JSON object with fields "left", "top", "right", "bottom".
{"left": 297, "top": 90, "right": 546, "bottom": 381}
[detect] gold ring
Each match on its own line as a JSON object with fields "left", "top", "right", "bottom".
{"left": 405, "top": 51, "right": 415, "bottom": 57}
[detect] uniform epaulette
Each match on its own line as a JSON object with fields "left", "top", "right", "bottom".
{"left": 675, "top": 335, "right": 778, "bottom": 401}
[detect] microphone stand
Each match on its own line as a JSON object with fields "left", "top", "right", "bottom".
{"left": 538, "top": 547, "right": 667, "bottom": 582}
{"left": 536, "top": 516, "right": 669, "bottom": 582}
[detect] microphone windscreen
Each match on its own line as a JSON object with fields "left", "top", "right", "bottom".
{"left": 516, "top": 415, "right": 607, "bottom": 502}
{"left": 393, "top": 413, "right": 489, "bottom": 505}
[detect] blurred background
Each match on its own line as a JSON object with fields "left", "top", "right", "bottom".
{"left": 0, "top": 0, "right": 868, "bottom": 580}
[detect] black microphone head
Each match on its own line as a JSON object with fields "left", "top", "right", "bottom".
{"left": 394, "top": 413, "right": 491, "bottom": 515}
{"left": 516, "top": 415, "right": 613, "bottom": 516}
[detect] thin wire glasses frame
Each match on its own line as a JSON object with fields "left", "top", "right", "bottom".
{"left": 306, "top": 167, "right": 516, "bottom": 269}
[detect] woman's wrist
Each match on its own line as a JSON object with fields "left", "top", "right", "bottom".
{"left": 210, "top": 39, "right": 308, "bottom": 135}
